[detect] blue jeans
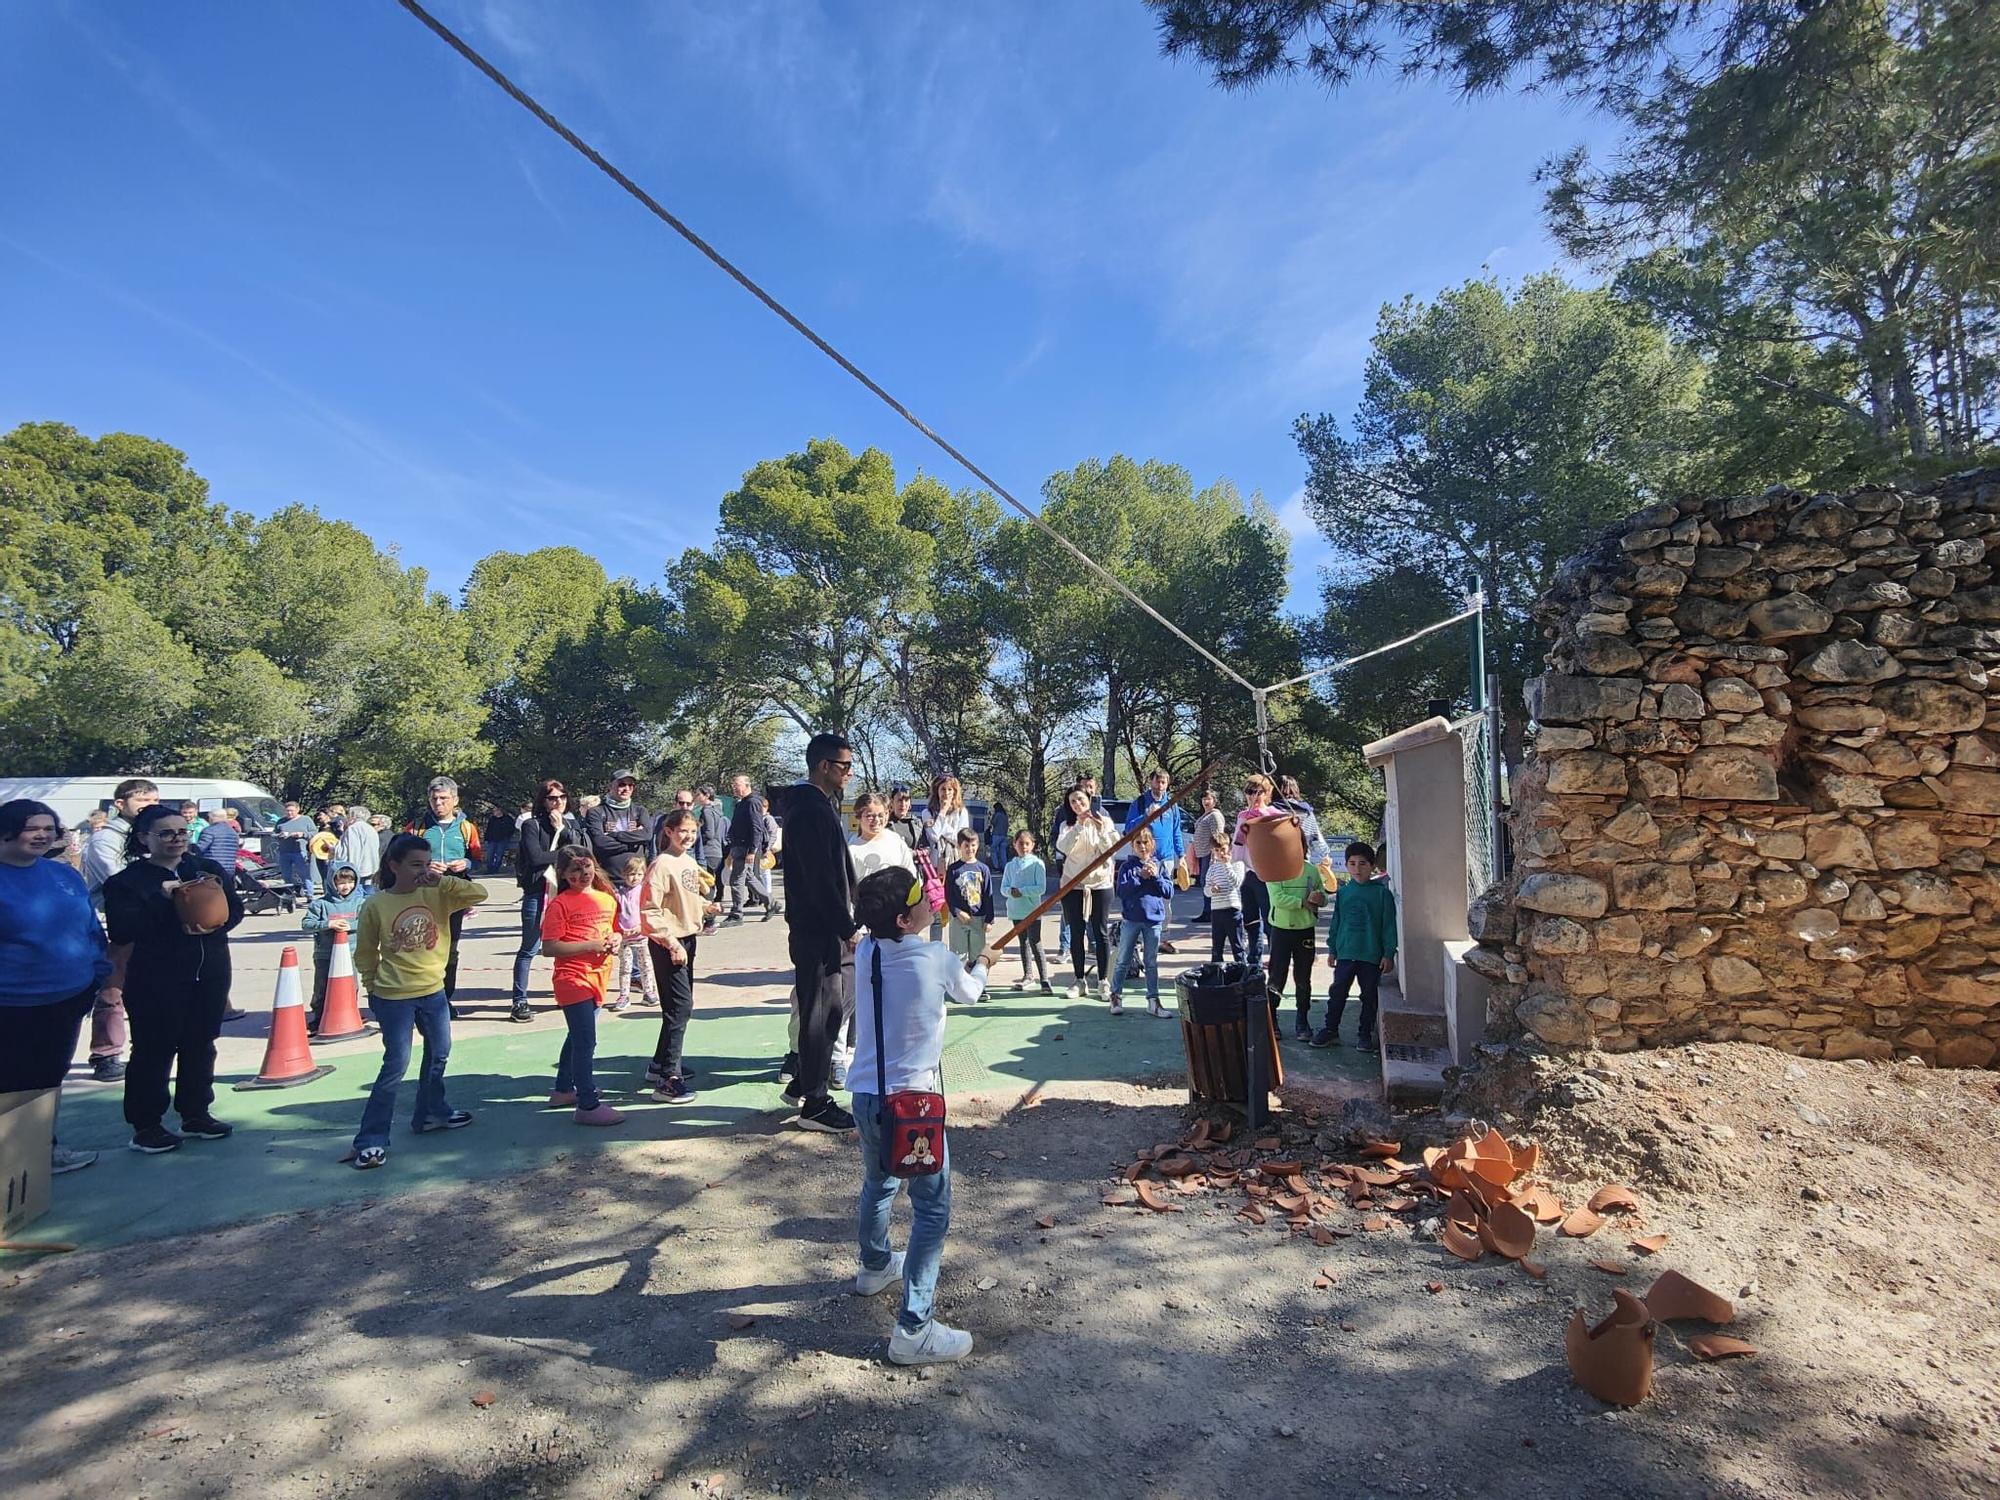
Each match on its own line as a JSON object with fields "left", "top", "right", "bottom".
{"left": 554, "top": 1001, "right": 600, "bottom": 1110}
{"left": 852, "top": 1090, "right": 951, "bottom": 1334}
{"left": 1110, "top": 919, "right": 1162, "bottom": 1002}
{"left": 1240, "top": 873, "right": 1269, "bottom": 969}
{"left": 354, "top": 990, "right": 454, "bottom": 1150}
{"left": 512, "top": 889, "right": 546, "bottom": 1003}
{"left": 278, "top": 844, "right": 315, "bottom": 896}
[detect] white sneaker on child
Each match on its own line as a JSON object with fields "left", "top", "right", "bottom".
{"left": 887, "top": 1318, "right": 974, "bottom": 1366}
{"left": 852, "top": 1250, "right": 906, "bottom": 1297}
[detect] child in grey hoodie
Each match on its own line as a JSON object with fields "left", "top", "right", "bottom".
{"left": 301, "top": 861, "right": 368, "bottom": 1032}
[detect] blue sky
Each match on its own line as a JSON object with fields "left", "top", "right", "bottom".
{"left": 0, "top": 1, "right": 1607, "bottom": 611}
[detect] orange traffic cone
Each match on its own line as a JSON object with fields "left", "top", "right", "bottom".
{"left": 314, "top": 928, "right": 373, "bottom": 1042}
{"left": 234, "top": 946, "right": 334, "bottom": 1090}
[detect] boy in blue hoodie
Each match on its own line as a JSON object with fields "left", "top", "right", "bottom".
{"left": 301, "top": 861, "right": 368, "bottom": 1033}
{"left": 1110, "top": 826, "right": 1175, "bottom": 1018}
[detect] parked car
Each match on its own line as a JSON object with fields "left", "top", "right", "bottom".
{"left": 0, "top": 775, "right": 285, "bottom": 856}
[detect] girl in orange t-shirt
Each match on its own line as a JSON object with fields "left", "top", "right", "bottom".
{"left": 540, "top": 849, "right": 624, "bottom": 1126}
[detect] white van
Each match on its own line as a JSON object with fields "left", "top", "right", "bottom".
{"left": 0, "top": 775, "right": 286, "bottom": 855}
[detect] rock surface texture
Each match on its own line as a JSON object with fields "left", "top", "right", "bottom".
{"left": 1483, "top": 469, "right": 2000, "bottom": 1069}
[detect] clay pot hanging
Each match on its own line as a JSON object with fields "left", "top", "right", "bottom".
{"left": 172, "top": 875, "right": 230, "bottom": 933}
{"left": 1242, "top": 811, "right": 1305, "bottom": 882}
{"left": 1564, "top": 1289, "right": 1658, "bottom": 1407}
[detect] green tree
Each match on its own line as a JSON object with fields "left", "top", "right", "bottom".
{"left": 1294, "top": 275, "right": 1708, "bottom": 752}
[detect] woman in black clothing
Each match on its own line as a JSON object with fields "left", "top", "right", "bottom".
{"left": 509, "top": 778, "right": 589, "bottom": 1023}
{"left": 101, "top": 803, "right": 245, "bottom": 1155}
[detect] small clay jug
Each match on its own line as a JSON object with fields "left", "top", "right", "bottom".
{"left": 173, "top": 875, "right": 230, "bottom": 933}
{"left": 1242, "top": 811, "right": 1305, "bottom": 883}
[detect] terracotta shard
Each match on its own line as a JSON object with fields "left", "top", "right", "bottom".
{"left": 1464, "top": 1172, "right": 1515, "bottom": 1210}
{"left": 1362, "top": 1215, "right": 1390, "bottom": 1233}
{"left": 1254, "top": 1136, "right": 1282, "bottom": 1151}
{"left": 1445, "top": 1188, "right": 1483, "bottom": 1228}
{"left": 1154, "top": 1155, "right": 1197, "bottom": 1178}
{"left": 1134, "top": 1181, "right": 1178, "bottom": 1213}
{"left": 1424, "top": 1281, "right": 1445, "bottom": 1294}
{"left": 1286, "top": 1173, "right": 1311, "bottom": 1196}
{"left": 1100, "top": 1189, "right": 1137, "bottom": 1206}
{"left": 1687, "top": 1334, "right": 1758, "bottom": 1361}
{"left": 1518, "top": 1186, "right": 1565, "bottom": 1223}
{"left": 1482, "top": 1202, "right": 1537, "bottom": 1260}
{"left": 1186, "top": 1119, "right": 1212, "bottom": 1148}
{"left": 1360, "top": 1140, "right": 1402, "bottom": 1159}
{"left": 1629, "top": 1234, "right": 1669, "bottom": 1255}
{"left": 1560, "top": 1208, "right": 1606, "bottom": 1239}
{"left": 1643, "top": 1270, "right": 1734, "bottom": 1325}
{"left": 1518, "top": 1258, "right": 1548, "bottom": 1280}
{"left": 1259, "top": 1159, "right": 1302, "bottom": 1177}
{"left": 1309, "top": 1226, "right": 1336, "bottom": 1248}
{"left": 1312, "top": 1274, "right": 1333, "bottom": 1290}
{"left": 1033, "top": 1214, "right": 1057, "bottom": 1230}
{"left": 1382, "top": 1196, "right": 1418, "bottom": 1213}
{"left": 1237, "top": 1204, "right": 1268, "bottom": 1225}
{"left": 1565, "top": 1291, "right": 1657, "bottom": 1407}
{"left": 1123, "top": 1161, "right": 1147, "bottom": 1183}
{"left": 470, "top": 1390, "right": 497, "bottom": 1408}
{"left": 1587, "top": 1184, "right": 1640, "bottom": 1214}
{"left": 1468, "top": 1153, "right": 1518, "bottom": 1187}
{"left": 1510, "top": 1141, "right": 1541, "bottom": 1177}
{"left": 1467, "top": 1127, "right": 1514, "bottom": 1161}
{"left": 1355, "top": 1166, "right": 1405, "bottom": 1188}
{"left": 1441, "top": 1221, "right": 1484, "bottom": 1262}
{"left": 1271, "top": 1192, "right": 1307, "bottom": 1214}
{"left": 1590, "top": 1260, "right": 1629, "bottom": 1276}
{"left": 1210, "top": 1121, "right": 1235, "bottom": 1143}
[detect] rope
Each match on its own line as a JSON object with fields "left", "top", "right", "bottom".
{"left": 1259, "top": 603, "right": 1483, "bottom": 694}
{"left": 393, "top": 0, "right": 1260, "bottom": 696}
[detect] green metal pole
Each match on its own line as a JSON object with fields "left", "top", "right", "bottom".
{"left": 1469, "top": 584, "right": 1486, "bottom": 712}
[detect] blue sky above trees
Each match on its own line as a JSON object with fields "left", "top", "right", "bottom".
{"left": 0, "top": 1, "right": 1606, "bottom": 608}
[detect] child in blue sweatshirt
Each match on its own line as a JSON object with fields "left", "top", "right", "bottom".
{"left": 944, "top": 829, "right": 994, "bottom": 988}
{"left": 1001, "top": 829, "right": 1054, "bottom": 994}
{"left": 300, "top": 860, "right": 368, "bottom": 1032}
{"left": 1110, "top": 826, "right": 1174, "bottom": 1018}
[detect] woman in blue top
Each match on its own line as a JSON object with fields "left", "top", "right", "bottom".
{"left": 0, "top": 800, "right": 111, "bottom": 1174}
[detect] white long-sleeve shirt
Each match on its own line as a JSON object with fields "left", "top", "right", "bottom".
{"left": 850, "top": 934, "right": 987, "bottom": 1095}
{"left": 1204, "top": 857, "right": 1246, "bottom": 910}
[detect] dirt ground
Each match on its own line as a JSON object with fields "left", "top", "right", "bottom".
{"left": 5, "top": 1040, "right": 1999, "bottom": 1500}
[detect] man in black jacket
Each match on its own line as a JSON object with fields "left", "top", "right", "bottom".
{"left": 722, "top": 773, "right": 776, "bottom": 923}
{"left": 585, "top": 771, "right": 653, "bottom": 870}
{"left": 779, "top": 732, "right": 858, "bottom": 1133}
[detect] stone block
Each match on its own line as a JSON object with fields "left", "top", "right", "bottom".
{"left": 1613, "top": 862, "right": 1697, "bottom": 910}
{"left": 1871, "top": 821, "right": 1942, "bottom": 870}
{"left": 1601, "top": 801, "right": 1660, "bottom": 845}
{"left": 1873, "top": 680, "right": 1987, "bottom": 733}
{"left": 1709, "top": 955, "right": 1766, "bottom": 994}
{"left": 1525, "top": 674, "right": 1642, "bottom": 725}
{"left": 1936, "top": 768, "right": 2000, "bottom": 813}
{"left": 1705, "top": 678, "right": 1765, "bottom": 713}
{"left": 1682, "top": 747, "right": 1779, "bottom": 801}
{"left": 1596, "top": 915, "right": 1645, "bottom": 955}
{"left": 1896, "top": 870, "right": 1972, "bottom": 915}
{"left": 1515, "top": 990, "right": 1594, "bottom": 1047}
{"left": 1657, "top": 683, "right": 1707, "bottom": 719}
{"left": 1527, "top": 916, "right": 1592, "bottom": 954}
{"left": 1516, "top": 872, "right": 1610, "bottom": 919}
{"left": 1748, "top": 592, "right": 1833, "bottom": 639}
{"left": 1797, "top": 640, "right": 1904, "bottom": 685}
{"left": 1938, "top": 1034, "right": 1999, "bottom": 1067}
{"left": 1545, "top": 752, "right": 1629, "bottom": 796}
{"left": 1806, "top": 822, "right": 1878, "bottom": 870}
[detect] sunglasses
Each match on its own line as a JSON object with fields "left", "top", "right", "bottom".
{"left": 545, "top": 794, "right": 567, "bottom": 802}
{"left": 675, "top": 799, "right": 693, "bottom": 807}
{"left": 827, "top": 759, "right": 855, "bottom": 772}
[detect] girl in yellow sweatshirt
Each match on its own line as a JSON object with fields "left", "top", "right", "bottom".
{"left": 349, "top": 834, "right": 487, "bottom": 1170}
{"left": 640, "top": 808, "right": 722, "bottom": 1105}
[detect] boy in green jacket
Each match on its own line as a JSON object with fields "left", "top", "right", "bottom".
{"left": 1312, "top": 841, "right": 1396, "bottom": 1054}
{"left": 1264, "top": 860, "right": 1325, "bottom": 1040}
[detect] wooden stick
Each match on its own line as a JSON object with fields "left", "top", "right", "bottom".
{"left": 989, "top": 747, "right": 1237, "bottom": 952}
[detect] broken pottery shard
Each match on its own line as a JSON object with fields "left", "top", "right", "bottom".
{"left": 1134, "top": 1182, "right": 1179, "bottom": 1213}
{"left": 1259, "top": 1159, "right": 1302, "bottom": 1177}
{"left": 1441, "top": 1221, "right": 1484, "bottom": 1261}
{"left": 1518, "top": 1187, "right": 1565, "bottom": 1223}
{"left": 1482, "top": 1202, "right": 1537, "bottom": 1260}
{"left": 1561, "top": 1208, "right": 1606, "bottom": 1239}
{"left": 1360, "top": 1141, "right": 1402, "bottom": 1159}
{"left": 1123, "top": 1161, "right": 1147, "bottom": 1183}
{"left": 1033, "top": 1214, "right": 1057, "bottom": 1231}
{"left": 1425, "top": 1280, "right": 1445, "bottom": 1294}
{"left": 1254, "top": 1136, "right": 1282, "bottom": 1150}
{"left": 1236, "top": 1204, "right": 1267, "bottom": 1225}
{"left": 1629, "top": 1234, "right": 1669, "bottom": 1255}
{"left": 1642, "top": 1269, "right": 1735, "bottom": 1324}
{"left": 1362, "top": 1215, "right": 1390, "bottom": 1233}
{"left": 1153, "top": 1155, "right": 1196, "bottom": 1177}
{"left": 470, "top": 1391, "right": 497, "bottom": 1408}
{"left": 1312, "top": 1274, "right": 1333, "bottom": 1290}
{"left": 1687, "top": 1334, "right": 1758, "bottom": 1361}
{"left": 1099, "top": 1190, "right": 1136, "bottom": 1207}
{"left": 1310, "top": 1226, "right": 1336, "bottom": 1248}
{"left": 1588, "top": 1184, "right": 1640, "bottom": 1214}
{"left": 1566, "top": 1291, "right": 1658, "bottom": 1407}
{"left": 1510, "top": 1141, "right": 1541, "bottom": 1177}
{"left": 1518, "top": 1258, "right": 1548, "bottom": 1280}
{"left": 1590, "top": 1260, "right": 1629, "bottom": 1276}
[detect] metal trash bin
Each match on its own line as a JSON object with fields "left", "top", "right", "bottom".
{"left": 1177, "top": 962, "right": 1283, "bottom": 1123}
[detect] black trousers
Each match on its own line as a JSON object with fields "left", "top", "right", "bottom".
{"left": 0, "top": 988, "right": 94, "bottom": 1091}
{"left": 1268, "top": 926, "right": 1316, "bottom": 1021}
{"left": 123, "top": 977, "right": 228, "bottom": 1130}
{"left": 1016, "top": 924, "right": 1050, "bottom": 985}
{"left": 648, "top": 935, "right": 697, "bottom": 1077}
{"left": 1327, "top": 958, "right": 1382, "bottom": 1043}
{"left": 789, "top": 931, "right": 854, "bottom": 1106}
{"left": 1208, "top": 908, "right": 1245, "bottom": 963}
{"left": 1061, "top": 888, "right": 1109, "bottom": 982}
{"left": 442, "top": 907, "right": 468, "bottom": 1000}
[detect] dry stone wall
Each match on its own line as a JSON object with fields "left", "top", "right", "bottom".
{"left": 1472, "top": 468, "right": 2000, "bottom": 1070}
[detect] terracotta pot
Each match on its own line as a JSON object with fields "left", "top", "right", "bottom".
{"left": 1564, "top": 1289, "right": 1657, "bottom": 1407}
{"left": 1242, "top": 811, "right": 1305, "bottom": 883}
{"left": 173, "top": 876, "right": 230, "bottom": 933}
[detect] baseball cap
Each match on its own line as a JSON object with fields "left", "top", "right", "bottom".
{"left": 611, "top": 769, "right": 638, "bottom": 783}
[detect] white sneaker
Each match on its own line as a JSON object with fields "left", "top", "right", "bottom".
{"left": 1066, "top": 983, "right": 1083, "bottom": 1000}
{"left": 1099, "top": 979, "right": 1112, "bottom": 1001}
{"left": 887, "top": 1318, "right": 974, "bottom": 1366}
{"left": 853, "top": 1250, "right": 906, "bottom": 1297}
{"left": 51, "top": 1145, "right": 98, "bottom": 1174}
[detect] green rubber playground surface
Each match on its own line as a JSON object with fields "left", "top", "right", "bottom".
{"left": 28, "top": 908, "right": 1373, "bottom": 1252}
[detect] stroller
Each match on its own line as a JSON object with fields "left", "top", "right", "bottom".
{"left": 234, "top": 850, "right": 306, "bottom": 915}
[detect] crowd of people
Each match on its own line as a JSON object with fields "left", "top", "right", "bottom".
{"left": 0, "top": 745, "right": 1395, "bottom": 1368}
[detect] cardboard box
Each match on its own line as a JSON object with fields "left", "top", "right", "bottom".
{"left": 0, "top": 1087, "right": 58, "bottom": 1235}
